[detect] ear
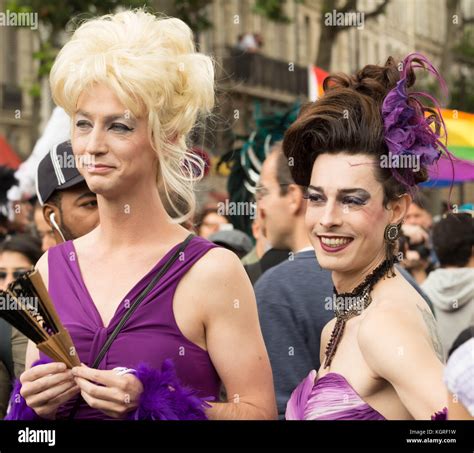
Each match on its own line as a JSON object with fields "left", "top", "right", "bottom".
{"left": 42, "top": 204, "right": 60, "bottom": 229}
{"left": 387, "top": 193, "right": 412, "bottom": 225}
{"left": 287, "top": 184, "right": 306, "bottom": 216}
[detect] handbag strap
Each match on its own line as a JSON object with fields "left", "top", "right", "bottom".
{"left": 67, "top": 233, "right": 195, "bottom": 419}
{"left": 90, "top": 233, "right": 194, "bottom": 368}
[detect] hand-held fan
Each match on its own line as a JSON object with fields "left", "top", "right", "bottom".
{"left": 0, "top": 269, "right": 80, "bottom": 368}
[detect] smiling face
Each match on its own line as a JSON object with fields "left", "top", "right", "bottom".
{"left": 305, "top": 152, "right": 404, "bottom": 274}
{"left": 72, "top": 83, "right": 158, "bottom": 199}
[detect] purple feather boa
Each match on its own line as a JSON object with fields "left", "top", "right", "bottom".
{"left": 4, "top": 358, "right": 211, "bottom": 420}
{"left": 127, "top": 359, "right": 212, "bottom": 420}
{"left": 4, "top": 358, "right": 51, "bottom": 420}
{"left": 381, "top": 52, "right": 453, "bottom": 190}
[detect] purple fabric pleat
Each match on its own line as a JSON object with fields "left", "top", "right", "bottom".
{"left": 287, "top": 371, "right": 449, "bottom": 421}
{"left": 286, "top": 371, "right": 385, "bottom": 420}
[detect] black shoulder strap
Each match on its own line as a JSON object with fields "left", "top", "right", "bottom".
{"left": 68, "top": 233, "right": 194, "bottom": 419}
{"left": 0, "top": 318, "right": 14, "bottom": 379}
{"left": 91, "top": 233, "right": 194, "bottom": 368}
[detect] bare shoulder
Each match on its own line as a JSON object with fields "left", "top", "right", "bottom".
{"left": 357, "top": 289, "right": 444, "bottom": 376}
{"left": 359, "top": 272, "right": 444, "bottom": 363}
{"left": 359, "top": 298, "right": 415, "bottom": 343}
{"left": 187, "top": 246, "right": 249, "bottom": 284}
{"left": 179, "top": 245, "right": 255, "bottom": 317}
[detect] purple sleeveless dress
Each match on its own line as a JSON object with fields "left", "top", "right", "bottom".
{"left": 40, "top": 235, "right": 221, "bottom": 420}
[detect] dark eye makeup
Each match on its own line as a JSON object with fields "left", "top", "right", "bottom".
{"left": 109, "top": 123, "right": 134, "bottom": 132}
{"left": 304, "top": 186, "right": 370, "bottom": 206}
{"left": 75, "top": 120, "right": 134, "bottom": 132}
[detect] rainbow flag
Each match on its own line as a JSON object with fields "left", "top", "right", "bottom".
{"left": 441, "top": 109, "right": 474, "bottom": 162}
{"left": 426, "top": 109, "right": 474, "bottom": 186}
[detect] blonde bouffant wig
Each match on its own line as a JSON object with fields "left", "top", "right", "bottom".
{"left": 49, "top": 8, "right": 215, "bottom": 222}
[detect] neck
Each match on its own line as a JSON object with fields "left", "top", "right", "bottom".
{"left": 332, "top": 250, "right": 387, "bottom": 294}
{"left": 95, "top": 180, "right": 178, "bottom": 251}
{"left": 289, "top": 217, "right": 312, "bottom": 253}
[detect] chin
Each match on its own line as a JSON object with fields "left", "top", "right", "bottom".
{"left": 312, "top": 244, "right": 358, "bottom": 273}
{"left": 315, "top": 253, "right": 350, "bottom": 272}
{"left": 85, "top": 175, "right": 116, "bottom": 194}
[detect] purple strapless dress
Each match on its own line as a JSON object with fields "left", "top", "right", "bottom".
{"left": 286, "top": 370, "right": 385, "bottom": 420}
{"left": 286, "top": 370, "right": 448, "bottom": 420}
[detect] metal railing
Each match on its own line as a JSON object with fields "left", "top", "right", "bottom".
{"left": 222, "top": 46, "right": 308, "bottom": 97}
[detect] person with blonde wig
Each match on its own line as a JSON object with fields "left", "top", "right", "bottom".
{"left": 6, "top": 9, "right": 276, "bottom": 421}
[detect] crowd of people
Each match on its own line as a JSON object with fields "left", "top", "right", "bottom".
{"left": 0, "top": 9, "right": 472, "bottom": 422}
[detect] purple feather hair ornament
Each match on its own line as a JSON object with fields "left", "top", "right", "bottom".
{"left": 381, "top": 52, "right": 453, "bottom": 190}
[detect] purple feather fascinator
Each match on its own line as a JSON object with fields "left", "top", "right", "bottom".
{"left": 381, "top": 52, "right": 452, "bottom": 189}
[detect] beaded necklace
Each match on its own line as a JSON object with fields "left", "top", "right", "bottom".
{"left": 323, "top": 258, "right": 396, "bottom": 368}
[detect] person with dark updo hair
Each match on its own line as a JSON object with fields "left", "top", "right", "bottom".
{"left": 284, "top": 54, "right": 450, "bottom": 420}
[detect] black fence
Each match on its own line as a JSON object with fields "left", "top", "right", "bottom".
{"left": 223, "top": 46, "right": 308, "bottom": 97}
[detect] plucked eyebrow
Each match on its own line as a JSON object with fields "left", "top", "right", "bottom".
{"left": 307, "top": 185, "right": 371, "bottom": 198}
{"left": 75, "top": 110, "right": 134, "bottom": 123}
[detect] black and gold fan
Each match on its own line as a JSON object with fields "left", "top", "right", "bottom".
{"left": 0, "top": 269, "right": 80, "bottom": 368}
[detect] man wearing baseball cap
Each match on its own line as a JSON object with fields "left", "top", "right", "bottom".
{"left": 35, "top": 140, "right": 99, "bottom": 249}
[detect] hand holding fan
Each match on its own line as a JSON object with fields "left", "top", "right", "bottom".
{"left": 0, "top": 269, "right": 80, "bottom": 368}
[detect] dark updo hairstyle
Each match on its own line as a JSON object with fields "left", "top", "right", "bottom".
{"left": 282, "top": 56, "right": 446, "bottom": 206}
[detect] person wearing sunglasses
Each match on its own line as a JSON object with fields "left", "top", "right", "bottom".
{"left": 0, "top": 234, "right": 42, "bottom": 418}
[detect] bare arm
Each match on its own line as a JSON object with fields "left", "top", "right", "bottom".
{"left": 358, "top": 303, "right": 447, "bottom": 420}
{"left": 190, "top": 248, "right": 277, "bottom": 420}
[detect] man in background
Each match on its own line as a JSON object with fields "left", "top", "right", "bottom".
{"left": 254, "top": 143, "right": 334, "bottom": 418}
{"left": 35, "top": 140, "right": 99, "bottom": 248}
{"left": 422, "top": 213, "right": 474, "bottom": 358}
